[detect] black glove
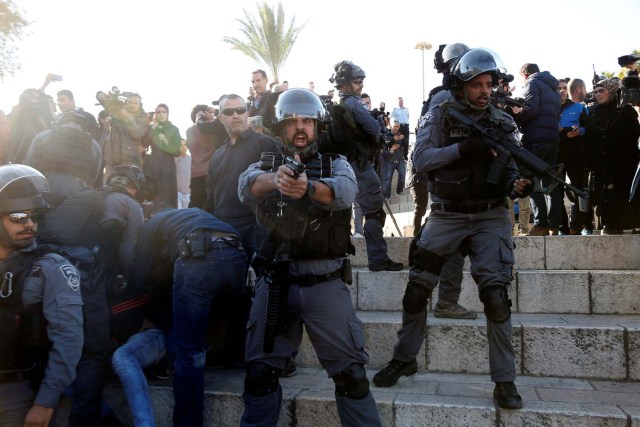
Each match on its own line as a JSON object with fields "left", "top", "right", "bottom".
{"left": 458, "top": 140, "right": 494, "bottom": 160}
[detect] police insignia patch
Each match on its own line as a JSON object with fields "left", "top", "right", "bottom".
{"left": 418, "top": 112, "right": 432, "bottom": 129}
{"left": 60, "top": 264, "right": 80, "bottom": 291}
{"left": 28, "top": 265, "right": 43, "bottom": 278}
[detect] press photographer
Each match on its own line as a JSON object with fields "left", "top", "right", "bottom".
{"left": 96, "top": 87, "right": 150, "bottom": 178}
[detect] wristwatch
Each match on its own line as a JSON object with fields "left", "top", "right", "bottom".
{"left": 305, "top": 181, "right": 316, "bottom": 199}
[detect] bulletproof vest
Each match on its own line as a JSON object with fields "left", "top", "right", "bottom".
{"left": 38, "top": 189, "right": 116, "bottom": 353}
{"left": 0, "top": 252, "right": 47, "bottom": 370}
{"left": 428, "top": 103, "right": 505, "bottom": 201}
{"left": 320, "top": 97, "right": 372, "bottom": 162}
{"left": 255, "top": 152, "right": 355, "bottom": 260}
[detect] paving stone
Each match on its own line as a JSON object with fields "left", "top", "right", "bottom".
{"left": 546, "top": 234, "right": 640, "bottom": 270}
{"left": 629, "top": 326, "right": 640, "bottom": 381}
{"left": 356, "top": 269, "right": 408, "bottom": 311}
{"left": 394, "top": 394, "right": 497, "bottom": 427}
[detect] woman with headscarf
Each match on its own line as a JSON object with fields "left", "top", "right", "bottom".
{"left": 586, "top": 79, "right": 640, "bottom": 234}
{"left": 144, "top": 103, "right": 181, "bottom": 207}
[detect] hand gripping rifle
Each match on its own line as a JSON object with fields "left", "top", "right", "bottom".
{"left": 446, "top": 107, "right": 588, "bottom": 200}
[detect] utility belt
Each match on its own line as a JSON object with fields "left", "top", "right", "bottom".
{"left": 177, "top": 229, "right": 243, "bottom": 259}
{"left": 0, "top": 366, "right": 36, "bottom": 384}
{"left": 430, "top": 200, "right": 504, "bottom": 214}
{"left": 290, "top": 259, "right": 352, "bottom": 287}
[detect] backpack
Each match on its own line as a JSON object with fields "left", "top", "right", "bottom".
{"left": 37, "top": 189, "right": 116, "bottom": 353}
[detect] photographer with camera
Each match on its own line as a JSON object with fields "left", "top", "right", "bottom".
{"left": 382, "top": 121, "right": 407, "bottom": 200}
{"left": 97, "top": 89, "right": 150, "bottom": 179}
{"left": 390, "top": 97, "right": 410, "bottom": 160}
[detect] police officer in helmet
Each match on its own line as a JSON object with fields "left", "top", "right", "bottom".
{"left": 238, "top": 88, "right": 381, "bottom": 426}
{"left": 328, "top": 60, "right": 403, "bottom": 272}
{"left": 374, "top": 48, "right": 531, "bottom": 409}
{"left": 0, "top": 164, "right": 83, "bottom": 425}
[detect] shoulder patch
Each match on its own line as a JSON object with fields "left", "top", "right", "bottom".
{"left": 418, "top": 112, "right": 433, "bottom": 130}
{"left": 60, "top": 264, "right": 80, "bottom": 292}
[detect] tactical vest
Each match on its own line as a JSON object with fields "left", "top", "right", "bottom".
{"left": 428, "top": 103, "right": 507, "bottom": 201}
{"left": 0, "top": 252, "right": 47, "bottom": 371}
{"left": 256, "top": 152, "right": 355, "bottom": 260}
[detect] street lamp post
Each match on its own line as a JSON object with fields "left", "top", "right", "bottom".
{"left": 414, "top": 41, "right": 433, "bottom": 101}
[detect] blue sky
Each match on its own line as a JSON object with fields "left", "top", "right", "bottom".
{"left": 2, "top": 0, "right": 638, "bottom": 134}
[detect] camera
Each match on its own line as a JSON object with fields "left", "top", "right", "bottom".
{"left": 96, "top": 86, "right": 136, "bottom": 110}
{"left": 619, "top": 73, "right": 640, "bottom": 107}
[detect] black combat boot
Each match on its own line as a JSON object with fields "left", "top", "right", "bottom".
{"left": 372, "top": 358, "right": 418, "bottom": 387}
{"left": 493, "top": 381, "right": 523, "bottom": 409}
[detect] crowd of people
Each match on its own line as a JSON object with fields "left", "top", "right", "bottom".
{"left": 0, "top": 45, "right": 638, "bottom": 427}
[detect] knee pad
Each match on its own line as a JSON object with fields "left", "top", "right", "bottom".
{"left": 480, "top": 285, "right": 512, "bottom": 323}
{"left": 412, "top": 246, "right": 446, "bottom": 276}
{"left": 244, "top": 362, "right": 281, "bottom": 397}
{"left": 402, "top": 278, "right": 431, "bottom": 314}
{"left": 332, "top": 363, "right": 370, "bottom": 399}
{"left": 364, "top": 209, "right": 386, "bottom": 227}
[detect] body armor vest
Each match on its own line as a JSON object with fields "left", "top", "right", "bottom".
{"left": 256, "top": 152, "right": 355, "bottom": 260}
{"left": 428, "top": 103, "right": 506, "bottom": 201}
{"left": 0, "top": 252, "right": 47, "bottom": 371}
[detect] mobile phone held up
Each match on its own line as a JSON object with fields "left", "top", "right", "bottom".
{"left": 51, "top": 74, "right": 63, "bottom": 82}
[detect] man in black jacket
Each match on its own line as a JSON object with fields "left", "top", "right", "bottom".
{"left": 512, "top": 63, "right": 561, "bottom": 236}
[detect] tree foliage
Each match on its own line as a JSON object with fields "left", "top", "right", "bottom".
{"left": 222, "top": 1, "right": 305, "bottom": 82}
{"left": 0, "top": 0, "right": 29, "bottom": 81}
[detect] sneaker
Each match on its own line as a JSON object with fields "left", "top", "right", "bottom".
{"left": 527, "top": 226, "right": 549, "bottom": 236}
{"left": 369, "top": 259, "right": 404, "bottom": 272}
{"left": 373, "top": 359, "right": 418, "bottom": 387}
{"left": 493, "top": 382, "right": 523, "bottom": 409}
{"left": 434, "top": 301, "right": 478, "bottom": 319}
{"left": 352, "top": 232, "right": 363, "bottom": 238}
{"left": 581, "top": 228, "right": 593, "bottom": 236}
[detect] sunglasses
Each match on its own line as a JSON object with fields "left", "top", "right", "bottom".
{"left": 352, "top": 79, "right": 364, "bottom": 85}
{"left": 221, "top": 107, "right": 247, "bottom": 116}
{"left": 7, "top": 211, "right": 42, "bottom": 225}
{"left": 594, "top": 88, "right": 607, "bottom": 94}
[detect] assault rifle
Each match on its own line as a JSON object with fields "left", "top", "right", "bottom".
{"left": 446, "top": 107, "right": 588, "bottom": 199}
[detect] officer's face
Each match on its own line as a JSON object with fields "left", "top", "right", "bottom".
{"left": 283, "top": 117, "right": 316, "bottom": 148}
{"left": 464, "top": 74, "right": 493, "bottom": 108}
{"left": 350, "top": 79, "right": 364, "bottom": 96}
{"left": 1, "top": 210, "right": 38, "bottom": 249}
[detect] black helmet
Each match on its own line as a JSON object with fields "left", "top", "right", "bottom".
{"left": 0, "top": 164, "right": 50, "bottom": 213}
{"left": 106, "top": 165, "right": 148, "bottom": 200}
{"left": 329, "top": 60, "right": 366, "bottom": 87}
{"left": 451, "top": 48, "right": 502, "bottom": 86}
{"left": 274, "top": 88, "right": 328, "bottom": 125}
{"left": 443, "top": 43, "right": 471, "bottom": 69}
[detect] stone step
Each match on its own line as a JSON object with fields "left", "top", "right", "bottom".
{"left": 353, "top": 269, "right": 640, "bottom": 315}
{"left": 103, "top": 368, "right": 640, "bottom": 427}
{"left": 349, "top": 235, "right": 640, "bottom": 270}
{"left": 293, "top": 312, "right": 640, "bottom": 381}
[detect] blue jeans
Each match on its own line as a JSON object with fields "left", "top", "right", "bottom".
{"left": 383, "top": 159, "right": 406, "bottom": 198}
{"left": 112, "top": 328, "right": 168, "bottom": 427}
{"left": 172, "top": 243, "right": 248, "bottom": 427}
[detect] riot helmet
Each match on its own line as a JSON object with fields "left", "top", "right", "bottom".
{"left": 329, "top": 60, "right": 366, "bottom": 87}
{"left": 106, "top": 165, "right": 149, "bottom": 201}
{"left": 274, "top": 88, "right": 328, "bottom": 161}
{"left": 442, "top": 43, "right": 471, "bottom": 70}
{"left": 0, "top": 164, "right": 50, "bottom": 213}
{"left": 451, "top": 48, "right": 503, "bottom": 86}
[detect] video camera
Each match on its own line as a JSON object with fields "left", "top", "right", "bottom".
{"left": 95, "top": 86, "right": 137, "bottom": 110}
{"left": 619, "top": 71, "right": 640, "bottom": 107}
{"left": 370, "top": 108, "right": 389, "bottom": 121}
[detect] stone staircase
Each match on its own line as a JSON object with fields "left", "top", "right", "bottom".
{"left": 104, "top": 235, "right": 640, "bottom": 426}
